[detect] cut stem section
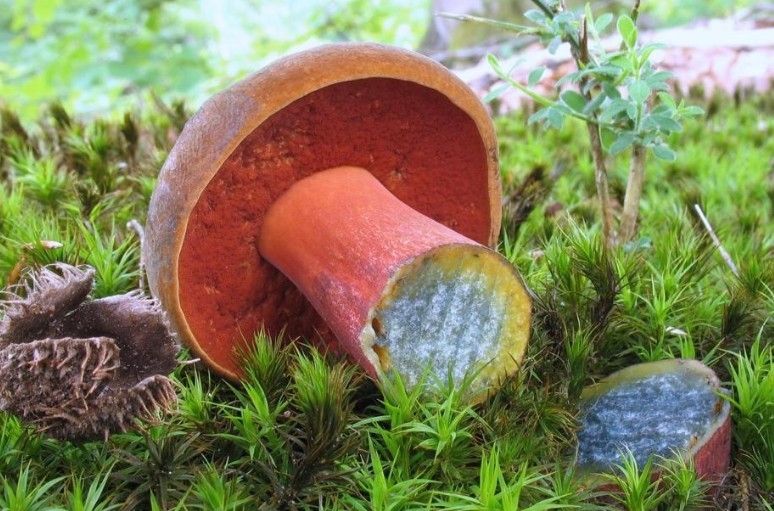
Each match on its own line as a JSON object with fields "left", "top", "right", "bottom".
{"left": 258, "top": 166, "right": 530, "bottom": 400}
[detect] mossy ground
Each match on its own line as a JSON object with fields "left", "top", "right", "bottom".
{"left": 0, "top": 92, "right": 772, "bottom": 510}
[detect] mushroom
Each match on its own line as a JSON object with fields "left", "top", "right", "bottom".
{"left": 576, "top": 359, "right": 731, "bottom": 487}
{"left": 145, "top": 43, "right": 531, "bottom": 399}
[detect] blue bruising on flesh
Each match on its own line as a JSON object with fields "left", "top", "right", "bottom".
{"left": 577, "top": 372, "right": 721, "bottom": 471}
{"left": 371, "top": 259, "right": 505, "bottom": 390}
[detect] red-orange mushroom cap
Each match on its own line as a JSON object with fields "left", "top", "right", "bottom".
{"left": 145, "top": 43, "right": 529, "bottom": 397}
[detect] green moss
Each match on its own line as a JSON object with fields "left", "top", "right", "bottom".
{"left": 0, "top": 93, "right": 772, "bottom": 509}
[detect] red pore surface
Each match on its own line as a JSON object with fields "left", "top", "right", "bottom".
{"left": 177, "top": 78, "right": 490, "bottom": 376}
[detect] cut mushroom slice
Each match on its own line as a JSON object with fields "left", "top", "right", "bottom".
{"left": 577, "top": 359, "right": 732, "bottom": 485}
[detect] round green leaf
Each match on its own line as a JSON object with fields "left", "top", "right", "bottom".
{"left": 601, "top": 126, "right": 617, "bottom": 149}
{"left": 651, "top": 115, "right": 683, "bottom": 133}
{"left": 628, "top": 80, "right": 650, "bottom": 104}
{"left": 528, "top": 67, "right": 546, "bottom": 87}
{"left": 609, "top": 132, "right": 635, "bottom": 155}
{"left": 652, "top": 145, "right": 677, "bottom": 161}
{"left": 547, "top": 107, "right": 565, "bottom": 129}
{"left": 617, "top": 15, "right": 638, "bottom": 49}
{"left": 560, "top": 90, "right": 586, "bottom": 113}
{"left": 595, "top": 13, "right": 614, "bottom": 34}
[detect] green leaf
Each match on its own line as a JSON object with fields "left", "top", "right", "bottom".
{"left": 681, "top": 105, "right": 705, "bottom": 117}
{"left": 548, "top": 36, "right": 562, "bottom": 54}
{"left": 438, "top": 13, "right": 536, "bottom": 35}
{"left": 554, "top": 11, "right": 576, "bottom": 24}
{"left": 648, "top": 81, "right": 669, "bottom": 92}
{"left": 583, "top": 92, "right": 607, "bottom": 115}
{"left": 592, "top": 65, "right": 624, "bottom": 78}
{"left": 528, "top": 66, "right": 546, "bottom": 87}
{"left": 483, "top": 83, "right": 509, "bottom": 103}
{"left": 651, "top": 104, "right": 673, "bottom": 116}
{"left": 561, "top": 90, "right": 586, "bottom": 112}
{"left": 585, "top": 4, "right": 596, "bottom": 29}
{"left": 651, "top": 114, "right": 683, "bottom": 133}
{"left": 487, "top": 53, "right": 505, "bottom": 78}
{"left": 601, "top": 126, "right": 617, "bottom": 149}
{"left": 610, "top": 132, "right": 635, "bottom": 154}
{"left": 628, "top": 79, "right": 650, "bottom": 104}
{"left": 646, "top": 70, "right": 673, "bottom": 83}
{"left": 555, "top": 71, "right": 581, "bottom": 88}
{"left": 626, "top": 103, "right": 637, "bottom": 120}
{"left": 617, "top": 15, "right": 638, "bottom": 49}
{"left": 602, "top": 82, "right": 622, "bottom": 99}
{"left": 652, "top": 144, "right": 677, "bottom": 161}
{"left": 656, "top": 91, "right": 677, "bottom": 109}
{"left": 528, "top": 108, "right": 549, "bottom": 125}
{"left": 599, "top": 98, "right": 630, "bottom": 123}
{"left": 595, "top": 13, "right": 614, "bottom": 34}
{"left": 547, "top": 108, "right": 565, "bottom": 129}
{"left": 524, "top": 9, "right": 547, "bottom": 24}
{"left": 607, "top": 53, "right": 635, "bottom": 74}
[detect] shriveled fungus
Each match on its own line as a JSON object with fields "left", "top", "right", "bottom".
{"left": 145, "top": 43, "right": 531, "bottom": 400}
{"left": 0, "top": 264, "right": 178, "bottom": 440}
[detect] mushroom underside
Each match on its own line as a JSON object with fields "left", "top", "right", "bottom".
{"left": 177, "top": 77, "right": 497, "bottom": 377}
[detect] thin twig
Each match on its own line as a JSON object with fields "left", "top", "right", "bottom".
{"left": 619, "top": 144, "right": 647, "bottom": 242}
{"left": 126, "top": 219, "right": 146, "bottom": 292}
{"left": 588, "top": 124, "right": 616, "bottom": 248}
{"left": 631, "top": 0, "right": 642, "bottom": 24}
{"left": 693, "top": 204, "right": 740, "bottom": 277}
{"left": 575, "top": 15, "right": 615, "bottom": 248}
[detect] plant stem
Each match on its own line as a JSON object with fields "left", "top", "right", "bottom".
{"left": 631, "top": 0, "right": 642, "bottom": 24}
{"left": 575, "top": 14, "right": 615, "bottom": 249}
{"left": 588, "top": 123, "right": 616, "bottom": 248}
{"left": 619, "top": 144, "right": 646, "bottom": 242}
{"left": 127, "top": 219, "right": 145, "bottom": 292}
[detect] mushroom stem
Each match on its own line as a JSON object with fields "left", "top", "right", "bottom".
{"left": 258, "top": 166, "right": 530, "bottom": 399}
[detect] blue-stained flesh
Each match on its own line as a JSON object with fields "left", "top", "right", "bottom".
{"left": 577, "top": 371, "right": 725, "bottom": 470}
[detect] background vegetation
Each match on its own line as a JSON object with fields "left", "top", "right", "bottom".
{"left": 0, "top": 0, "right": 763, "bottom": 121}
{"left": 1, "top": 0, "right": 772, "bottom": 509}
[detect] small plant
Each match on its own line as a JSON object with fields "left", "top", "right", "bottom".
{"left": 435, "top": 449, "right": 571, "bottom": 510}
{"left": 188, "top": 462, "right": 251, "bottom": 511}
{"left": 452, "top": 0, "right": 704, "bottom": 247}
{"left": 604, "top": 448, "right": 666, "bottom": 511}
{"left": 396, "top": 379, "right": 482, "bottom": 481}
{"left": 348, "top": 437, "right": 432, "bottom": 511}
{"left": 174, "top": 369, "right": 221, "bottom": 433}
{"left": 658, "top": 454, "right": 710, "bottom": 511}
{"left": 723, "top": 332, "right": 774, "bottom": 493}
{"left": 112, "top": 427, "right": 204, "bottom": 510}
{"left": 64, "top": 466, "right": 121, "bottom": 511}
{"left": 237, "top": 329, "right": 294, "bottom": 406}
{"left": 0, "top": 463, "right": 63, "bottom": 511}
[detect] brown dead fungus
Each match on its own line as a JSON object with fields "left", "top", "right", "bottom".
{"left": 0, "top": 263, "right": 178, "bottom": 440}
{"left": 145, "top": 43, "right": 532, "bottom": 401}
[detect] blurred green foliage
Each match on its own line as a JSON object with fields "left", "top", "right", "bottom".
{"left": 1, "top": 0, "right": 213, "bottom": 119}
{"left": 0, "top": 0, "right": 430, "bottom": 121}
{"left": 0, "top": 0, "right": 763, "bottom": 122}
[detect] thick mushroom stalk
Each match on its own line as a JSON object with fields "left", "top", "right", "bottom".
{"left": 258, "top": 166, "right": 530, "bottom": 397}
